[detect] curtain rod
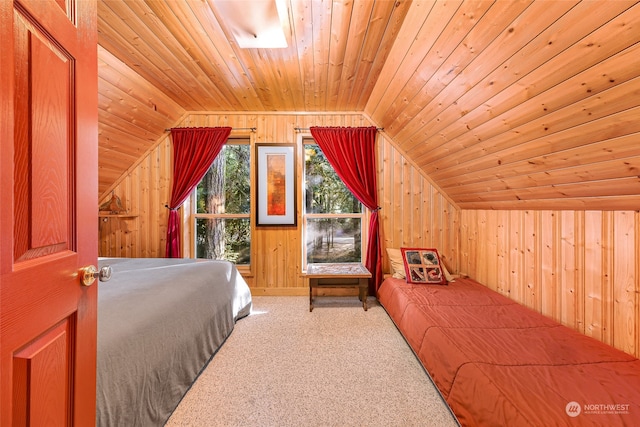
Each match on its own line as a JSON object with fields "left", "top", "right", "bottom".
{"left": 294, "top": 127, "right": 383, "bottom": 132}
{"left": 165, "top": 127, "right": 256, "bottom": 132}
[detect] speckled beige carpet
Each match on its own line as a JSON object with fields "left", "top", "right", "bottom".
{"left": 165, "top": 296, "right": 459, "bottom": 427}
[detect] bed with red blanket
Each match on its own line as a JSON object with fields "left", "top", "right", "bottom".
{"left": 378, "top": 276, "right": 640, "bottom": 426}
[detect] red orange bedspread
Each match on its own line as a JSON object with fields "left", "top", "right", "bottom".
{"left": 378, "top": 277, "right": 640, "bottom": 426}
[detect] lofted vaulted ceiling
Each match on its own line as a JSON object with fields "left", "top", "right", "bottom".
{"left": 98, "top": 0, "right": 640, "bottom": 210}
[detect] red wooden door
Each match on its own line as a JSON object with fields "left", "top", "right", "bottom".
{"left": 0, "top": 0, "right": 98, "bottom": 425}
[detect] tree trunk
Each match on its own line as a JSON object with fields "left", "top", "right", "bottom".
{"left": 204, "top": 154, "right": 225, "bottom": 258}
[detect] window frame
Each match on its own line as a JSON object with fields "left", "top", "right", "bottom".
{"left": 301, "top": 137, "right": 365, "bottom": 270}
{"left": 189, "top": 137, "right": 253, "bottom": 274}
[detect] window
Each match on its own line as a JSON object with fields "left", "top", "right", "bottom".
{"left": 303, "top": 141, "right": 363, "bottom": 265}
{"left": 193, "top": 139, "right": 251, "bottom": 265}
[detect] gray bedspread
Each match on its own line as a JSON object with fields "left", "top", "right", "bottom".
{"left": 96, "top": 258, "right": 252, "bottom": 427}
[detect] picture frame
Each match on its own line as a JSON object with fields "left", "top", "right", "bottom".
{"left": 255, "top": 143, "right": 297, "bottom": 226}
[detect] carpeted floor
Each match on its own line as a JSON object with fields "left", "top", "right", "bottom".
{"left": 165, "top": 296, "right": 459, "bottom": 427}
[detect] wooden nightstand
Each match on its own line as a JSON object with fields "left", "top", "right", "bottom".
{"left": 305, "top": 263, "right": 371, "bottom": 312}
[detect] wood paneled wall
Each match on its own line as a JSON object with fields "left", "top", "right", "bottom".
{"left": 99, "top": 138, "right": 172, "bottom": 258}
{"left": 459, "top": 209, "right": 640, "bottom": 357}
{"left": 377, "top": 133, "right": 459, "bottom": 274}
{"left": 98, "top": 112, "right": 459, "bottom": 292}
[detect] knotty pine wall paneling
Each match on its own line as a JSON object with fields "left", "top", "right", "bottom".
{"left": 460, "top": 209, "right": 640, "bottom": 357}
{"left": 99, "top": 136, "right": 172, "bottom": 258}
{"left": 376, "top": 133, "right": 459, "bottom": 274}
{"left": 99, "top": 112, "right": 460, "bottom": 295}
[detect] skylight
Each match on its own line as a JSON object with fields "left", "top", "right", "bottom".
{"left": 214, "top": 0, "right": 288, "bottom": 49}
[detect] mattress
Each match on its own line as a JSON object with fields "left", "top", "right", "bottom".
{"left": 378, "top": 276, "right": 640, "bottom": 426}
{"left": 96, "top": 258, "right": 252, "bottom": 426}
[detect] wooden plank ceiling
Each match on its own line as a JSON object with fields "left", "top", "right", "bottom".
{"left": 98, "top": 0, "right": 640, "bottom": 210}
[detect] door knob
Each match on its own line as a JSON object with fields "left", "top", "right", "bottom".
{"left": 81, "top": 265, "right": 112, "bottom": 286}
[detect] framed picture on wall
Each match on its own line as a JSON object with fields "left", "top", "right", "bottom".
{"left": 255, "top": 143, "right": 297, "bottom": 226}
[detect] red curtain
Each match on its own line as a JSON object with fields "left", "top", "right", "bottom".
{"left": 309, "top": 126, "right": 382, "bottom": 294}
{"left": 165, "top": 127, "right": 232, "bottom": 257}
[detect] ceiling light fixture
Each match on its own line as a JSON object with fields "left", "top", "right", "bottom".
{"left": 214, "top": 0, "right": 288, "bottom": 49}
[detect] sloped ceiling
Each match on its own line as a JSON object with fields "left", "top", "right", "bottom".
{"left": 98, "top": 0, "right": 640, "bottom": 210}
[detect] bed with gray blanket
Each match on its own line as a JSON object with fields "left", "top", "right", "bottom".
{"left": 96, "top": 257, "right": 252, "bottom": 426}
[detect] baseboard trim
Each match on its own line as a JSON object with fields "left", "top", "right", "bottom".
{"left": 250, "top": 288, "right": 308, "bottom": 296}
{"left": 250, "top": 287, "right": 361, "bottom": 297}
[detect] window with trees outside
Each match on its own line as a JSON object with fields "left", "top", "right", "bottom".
{"left": 193, "top": 139, "right": 251, "bottom": 265}
{"left": 303, "top": 141, "right": 363, "bottom": 265}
